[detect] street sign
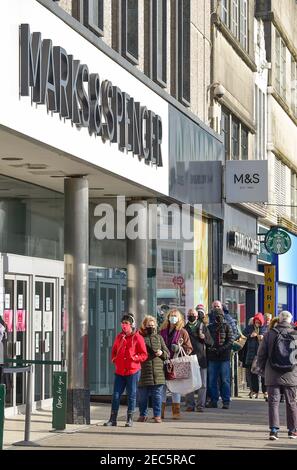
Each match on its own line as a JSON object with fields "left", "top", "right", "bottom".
{"left": 265, "top": 228, "right": 291, "bottom": 255}
{"left": 52, "top": 371, "right": 67, "bottom": 430}
{"left": 172, "top": 276, "right": 184, "bottom": 288}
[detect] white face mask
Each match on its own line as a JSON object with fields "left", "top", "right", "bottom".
{"left": 169, "top": 316, "right": 178, "bottom": 325}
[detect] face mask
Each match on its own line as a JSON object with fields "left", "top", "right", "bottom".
{"left": 188, "top": 315, "right": 196, "bottom": 323}
{"left": 121, "top": 323, "right": 132, "bottom": 334}
{"left": 169, "top": 316, "right": 178, "bottom": 325}
{"left": 197, "top": 312, "right": 205, "bottom": 321}
{"left": 145, "top": 327, "right": 155, "bottom": 335}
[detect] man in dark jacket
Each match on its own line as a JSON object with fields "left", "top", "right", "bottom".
{"left": 184, "top": 306, "right": 213, "bottom": 411}
{"left": 257, "top": 310, "right": 297, "bottom": 440}
{"left": 207, "top": 308, "right": 234, "bottom": 409}
{"left": 208, "top": 300, "right": 240, "bottom": 340}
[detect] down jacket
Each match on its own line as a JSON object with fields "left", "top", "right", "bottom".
{"left": 138, "top": 333, "right": 169, "bottom": 387}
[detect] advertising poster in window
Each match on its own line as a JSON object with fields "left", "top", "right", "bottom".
{"left": 3, "top": 309, "right": 13, "bottom": 332}
{"left": 194, "top": 216, "right": 209, "bottom": 310}
{"left": 16, "top": 310, "right": 26, "bottom": 332}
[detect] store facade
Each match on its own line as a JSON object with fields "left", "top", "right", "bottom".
{"left": 0, "top": 0, "right": 224, "bottom": 411}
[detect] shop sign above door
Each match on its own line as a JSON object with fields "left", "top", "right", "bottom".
{"left": 19, "top": 24, "right": 163, "bottom": 168}
{"left": 225, "top": 160, "right": 268, "bottom": 203}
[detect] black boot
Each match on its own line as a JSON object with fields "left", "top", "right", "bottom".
{"left": 104, "top": 411, "right": 118, "bottom": 426}
{"left": 125, "top": 411, "right": 133, "bottom": 427}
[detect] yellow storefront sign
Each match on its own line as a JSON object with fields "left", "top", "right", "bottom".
{"left": 264, "top": 265, "right": 276, "bottom": 316}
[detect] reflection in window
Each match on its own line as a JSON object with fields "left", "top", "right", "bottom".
{"left": 161, "top": 249, "right": 175, "bottom": 274}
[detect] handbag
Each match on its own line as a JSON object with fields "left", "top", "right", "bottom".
{"left": 251, "top": 355, "right": 264, "bottom": 376}
{"left": 166, "top": 354, "right": 201, "bottom": 395}
{"left": 232, "top": 335, "right": 247, "bottom": 352}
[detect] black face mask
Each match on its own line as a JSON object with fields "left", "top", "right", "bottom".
{"left": 146, "top": 327, "right": 155, "bottom": 335}
{"left": 188, "top": 315, "right": 196, "bottom": 323}
{"left": 197, "top": 312, "right": 205, "bottom": 321}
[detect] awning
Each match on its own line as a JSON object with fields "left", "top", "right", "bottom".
{"left": 223, "top": 264, "right": 265, "bottom": 285}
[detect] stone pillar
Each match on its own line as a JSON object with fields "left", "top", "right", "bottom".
{"left": 64, "top": 176, "right": 89, "bottom": 424}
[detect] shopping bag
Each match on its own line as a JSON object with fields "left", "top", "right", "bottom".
{"left": 166, "top": 354, "right": 201, "bottom": 395}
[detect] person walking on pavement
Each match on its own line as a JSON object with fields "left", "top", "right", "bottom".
{"left": 137, "top": 315, "right": 169, "bottom": 423}
{"left": 184, "top": 305, "right": 213, "bottom": 412}
{"left": 257, "top": 310, "right": 297, "bottom": 440}
{"left": 104, "top": 314, "right": 148, "bottom": 427}
{"left": 160, "top": 308, "right": 193, "bottom": 419}
{"left": 207, "top": 308, "right": 234, "bottom": 409}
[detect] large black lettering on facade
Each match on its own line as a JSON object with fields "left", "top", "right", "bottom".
{"left": 19, "top": 24, "right": 163, "bottom": 168}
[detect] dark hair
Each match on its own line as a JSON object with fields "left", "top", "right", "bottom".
{"left": 121, "top": 314, "right": 136, "bottom": 327}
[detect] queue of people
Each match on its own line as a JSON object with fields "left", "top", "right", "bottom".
{"left": 104, "top": 304, "right": 297, "bottom": 441}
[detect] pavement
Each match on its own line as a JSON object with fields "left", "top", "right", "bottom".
{"left": 2, "top": 393, "right": 297, "bottom": 450}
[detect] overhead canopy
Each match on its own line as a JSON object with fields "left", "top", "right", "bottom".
{"left": 223, "top": 265, "right": 265, "bottom": 285}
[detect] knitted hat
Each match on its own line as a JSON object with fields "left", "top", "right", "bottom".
{"left": 195, "top": 304, "right": 205, "bottom": 313}
{"left": 253, "top": 313, "right": 264, "bottom": 326}
{"left": 279, "top": 310, "right": 293, "bottom": 324}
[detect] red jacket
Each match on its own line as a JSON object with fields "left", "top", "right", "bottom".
{"left": 111, "top": 331, "right": 148, "bottom": 376}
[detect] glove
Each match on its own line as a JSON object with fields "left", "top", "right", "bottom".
{"left": 208, "top": 347, "right": 218, "bottom": 355}
{"left": 171, "top": 343, "right": 180, "bottom": 353}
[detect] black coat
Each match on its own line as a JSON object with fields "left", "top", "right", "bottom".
{"left": 185, "top": 321, "right": 213, "bottom": 368}
{"left": 242, "top": 324, "right": 265, "bottom": 367}
{"left": 207, "top": 321, "right": 234, "bottom": 362}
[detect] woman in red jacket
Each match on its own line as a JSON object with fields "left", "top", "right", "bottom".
{"left": 104, "top": 314, "right": 148, "bottom": 427}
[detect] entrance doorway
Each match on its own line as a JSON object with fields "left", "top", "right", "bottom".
{"left": 4, "top": 275, "right": 29, "bottom": 409}
{"left": 33, "top": 278, "right": 55, "bottom": 402}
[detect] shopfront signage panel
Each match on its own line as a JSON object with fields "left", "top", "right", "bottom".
{"left": 228, "top": 231, "right": 260, "bottom": 255}
{"left": 264, "top": 266, "right": 276, "bottom": 315}
{"left": 225, "top": 160, "right": 268, "bottom": 203}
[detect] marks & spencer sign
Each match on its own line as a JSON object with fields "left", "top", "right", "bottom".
{"left": 225, "top": 160, "right": 268, "bottom": 203}
{"left": 19, "top": 24, "right": 163, "bottom": 167}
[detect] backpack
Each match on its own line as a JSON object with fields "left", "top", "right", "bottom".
{"left": 269, "top": 327, "right": 297, "bottom": 372}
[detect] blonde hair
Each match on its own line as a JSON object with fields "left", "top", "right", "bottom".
{"left": 269, "top": 317, "right": 279, "bottom": 329}
{"left": 160, "top": 308, "right": 185, "bottom": 331}
{"left": 139, "top": 315, "right": 157, "bottom": 335}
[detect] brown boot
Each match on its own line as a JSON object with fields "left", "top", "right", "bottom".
{"left": 172, "top": 403, "right": 181, "bottom": 419}
{"left": 161, "top": 402, "right": 166, "bottom": 419}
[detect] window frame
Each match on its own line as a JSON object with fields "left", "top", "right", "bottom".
{"left": 84, "top": 0, "right": 104, "bottom": 37}
{"left": 152, "top": 0, "right": 167, "bottom": 88}
{"left": 121, "top": 0, "right": 139, "bottom": 65}
{"left": 177, "top": 0, "right": 191, "bottom": 107}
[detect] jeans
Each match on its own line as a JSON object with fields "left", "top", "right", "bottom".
{"left": 208, "top": 360, "right": 231, "bottom": 405}
{"left": 185, "top": 367, "right": 207, "bottom": 408}
{"left": 162, "top": 385, "right": 181, "bottom": 404}
{"left": 111, "top": 371, "right": 140, "bottom": 413}
{"left": 138, "top": 385, "right": 163, "bottom": 417}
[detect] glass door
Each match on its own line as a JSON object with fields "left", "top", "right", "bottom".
{"left": 4, "top": 275, "right": 29, "bottom": 408}
{"left": 34, "top": 279, "right": 55, "bottom": 402}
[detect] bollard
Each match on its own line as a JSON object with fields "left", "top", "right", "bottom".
{"left": 0, "top": 384, "right": 5, "bottom": 450}
{"left": 52, "top": 371, "right": 67, "bottom": 430}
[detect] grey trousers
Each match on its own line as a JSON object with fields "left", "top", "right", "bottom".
{"left": 267, "top": 385, "right": 297, "bottom": 431}
{"left": 185, "top": 367, "right": 207, "bottom": 409}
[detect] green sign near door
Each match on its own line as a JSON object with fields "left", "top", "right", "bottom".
{"left": 0, "top": 384, "right": 5, "bottom": 450}
{"left": 52, "top": 371, "right": 67, "bottom": 430}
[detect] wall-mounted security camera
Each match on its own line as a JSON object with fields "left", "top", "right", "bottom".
{"left": 213, "top": 84, "right": 226, "bottom": 99}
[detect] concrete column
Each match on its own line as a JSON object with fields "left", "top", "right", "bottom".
{"left": 64, "top": 176, "right": 89, "bottom": 424}
{"left": 127, "top": 200, "right": 148, "bottom": 327}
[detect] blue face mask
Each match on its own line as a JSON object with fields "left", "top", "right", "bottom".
{"left": 169, "top": 316, "right": 178, "bottom": 324}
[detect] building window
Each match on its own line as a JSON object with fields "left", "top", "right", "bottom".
{"left": 275, "top": 31, "right": 286, "bottom": 100}
{"left": 291, "top": 57, "right": 297, "bottom": 116}
{"left": 177, "top": 0, "right": 191, "bottom": 106}
{"left": 84, "top": 0, "right": 104, "bottom": 37}
{"left": 255, "top": 85, "right": 266, "bottom": 159}
{"left": 291, "top": 172, "right": 297, "bottom": 223}
{"left": 161, "top": 249, "right": 175, "bottom": 274}
{"left": 221, "top": 109, "right": 230, "bottom": 161}
{"left": 221, "top": 0, "right": 229, "bottom": 26}
{"left": 220, "top": 0, "right": 249, "bottom": 52}
{"left": 152, "top": 0, "right": 167, "bottom": 87}
{"left": 241, "top": 126, "right": 248, "bottom": 160}
{"left": 122, "top": 0, "right": 138, "bottom": 64}
{"left": 274, "top": 157, "right": 287, "bottom": 216}
{"left": 72, "top": 1, "right": 104, "bottom": 37}
{"left": 232, "top": 119, "right": 240, "bottom": 160}
{"left": 221, "top": 108, "right": 249, "bottom": 160}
